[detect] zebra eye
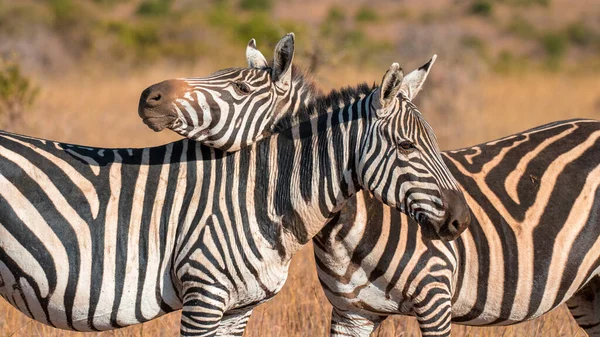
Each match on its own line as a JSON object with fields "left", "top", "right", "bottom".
{"left": 398, "top": 141, "right": 416, "bottom": 151}
{"left": 233, "top": 82, "right": 251, "bottom": 95}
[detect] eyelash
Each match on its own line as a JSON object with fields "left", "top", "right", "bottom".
{"left": 233, "top": 82, "right": 251, "bottom": 94}
{"left": 398, "top": 141, "right": 416, "bottom": 152}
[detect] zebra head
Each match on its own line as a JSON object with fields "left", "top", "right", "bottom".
{"left": 358, "top": 57, "right": 470, "bottom": 240}
{"left": 138, "top": 33, "right": 317, "bottom": 152}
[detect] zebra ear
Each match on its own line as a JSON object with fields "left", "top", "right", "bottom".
{"left": 271, "top": 33, "right": 295, "bottom": 91}
{"left": 400, "top": 54, "right": 436, "bottom": 101}
{"left": 246, "top": 38, "right": 268, "bottom": 69}
{"left": 376, "top": 63, "right": 404, "bottom": 118}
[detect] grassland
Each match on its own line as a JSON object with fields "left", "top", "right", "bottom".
{"left": 0, "top": 0, "right": 599, "bottom": 336}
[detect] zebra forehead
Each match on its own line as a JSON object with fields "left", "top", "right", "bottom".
{"left": 185, "top": 68, "right": 272, "bottom": 87}
{"left": 404, "top": 104, "right": 437, "bottom": 141}
{"left": 208, "top": 67, "right": 245, "bottom": 76}
{"left": 193, "top": 67, "right": 262, "bottom": 80}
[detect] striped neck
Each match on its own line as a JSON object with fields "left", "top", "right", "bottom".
{"left": 262, "top": 88, "right": 374, "bottom": 255}
{"left": 253, "top": 67, "right": 321, "bottom": 144}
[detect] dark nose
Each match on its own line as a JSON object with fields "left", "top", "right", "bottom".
{"left": 138, "top": 79, "right": 184, "bottom": 117}
{"left": 437, "top": 188, "right": 471, "bottom": 241}
{"left": 139, "top": 87, "right": 163, "bottom": 109}
{"left": 138, "top": 79, "right": 187, "bottom": 131}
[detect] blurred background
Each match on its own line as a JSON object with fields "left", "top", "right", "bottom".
{"left": 0, "top": 0, "right": 599, "bottom": 336}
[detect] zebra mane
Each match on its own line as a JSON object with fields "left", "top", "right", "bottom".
{"left": 273, "top": 82, "right": 376, "bottom": 133}
{"left": 289, "top": 64, "right": 321, "bottom": 98}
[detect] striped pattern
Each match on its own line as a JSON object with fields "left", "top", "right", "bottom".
{"left": 157, "top": 56, "right": 471, "bottom": 242}
{"left": 0, "top": 64, "right": 463, "bottom": 336}
{"left": 357, "top": 97, "right": 460, "bottom": 228}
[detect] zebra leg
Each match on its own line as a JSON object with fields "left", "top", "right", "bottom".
{"left": 413, "top": 288, "right": 453, "bottom": 337}
{"left": 330, "top": 307, "right": 384, "bottom": 337}
{"left": 567, "top": 276, "right": 600, "bottom": 336}
{"left": 215, "top": 308, "right": 253, "bottom": 337}
{"left": 179, "top": 286, "right": 229, "bottom": 337}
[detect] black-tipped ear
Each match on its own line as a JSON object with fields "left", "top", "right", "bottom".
{"left": 271, "top": 33, "right": 295, "bottom": 90}
{"left": 400, "top": 54, "right": 437, "bottom": 101}
{"left": 376, "top": 63, "right": 404, "bottom": 117}
{"left": 246, "top": 38, "right": 268, "bottom": 69}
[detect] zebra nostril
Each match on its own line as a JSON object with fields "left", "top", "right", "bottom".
{"left": 449, "top": 220, "right": 459, "bottom": 234}
{"left": 152, "top": 94, "right": 161, "bottom": 101}
{"left": 147, "top": 92, "right": 162, "bottom": 104}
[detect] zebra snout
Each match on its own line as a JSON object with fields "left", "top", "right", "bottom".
{"left": 437, "top": 188, "right": 471, "bottom": 241}
{"left": 138, "top": 79, "right": 187, "bottom": 132}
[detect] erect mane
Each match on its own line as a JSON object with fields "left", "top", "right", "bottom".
{"left": 289, "top": 64, "right": 321, "bottom": 98}
{"left": 273, "top": 82, "right": 376, "bottom": 132}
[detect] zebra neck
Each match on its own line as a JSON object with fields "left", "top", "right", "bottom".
{"left": 267, "top": 97, "right": 367, "bottom": 254}
{"left": 276, "top": 76, "right": 318, "bottom": 123}
{"left": 254, "top": 78, "right": 320, "bottom": 145}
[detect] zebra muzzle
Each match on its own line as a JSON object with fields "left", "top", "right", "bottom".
{"left": 436, "top": 188, "right": 471, "bottom": 241}
{"left": 138, "top": 79, "right": 188, "bottom": 132}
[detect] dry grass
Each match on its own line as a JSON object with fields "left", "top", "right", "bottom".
{"left": 0, "top": 64, "right": 599, "bottom": 336}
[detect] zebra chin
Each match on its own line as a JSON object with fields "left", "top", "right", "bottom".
{"left": 141, "top": 116, "right": 178, "bottom": 132}
{"left": 373, "top": 191, "right": 467, "bottom": 241}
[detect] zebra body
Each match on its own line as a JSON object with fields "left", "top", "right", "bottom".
{"left": 0, "top": 132, "right": 304, "bottom": 332}
{"left": 0, "top": 133, "right": 182, "bottom": 330}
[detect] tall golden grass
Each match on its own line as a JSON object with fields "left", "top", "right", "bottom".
{"left": 0, "top": 65, "right": 598, "bottom": 336}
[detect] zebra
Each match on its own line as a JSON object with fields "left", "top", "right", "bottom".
{"left": 0, "top": 36, "right": 469, "bottom": 336}
{"left": 313, "top": 119, "right": 600, "bottom": 337}
{"left": 149, "top": 44, "right": 600, "bottom": 336}
{"left": 0, "top": 34, "right": 315, "bottom": 336}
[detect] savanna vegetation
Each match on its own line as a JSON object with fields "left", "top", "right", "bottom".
{"left": 0, "top": 0, "right": 599, "bottom": 335}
